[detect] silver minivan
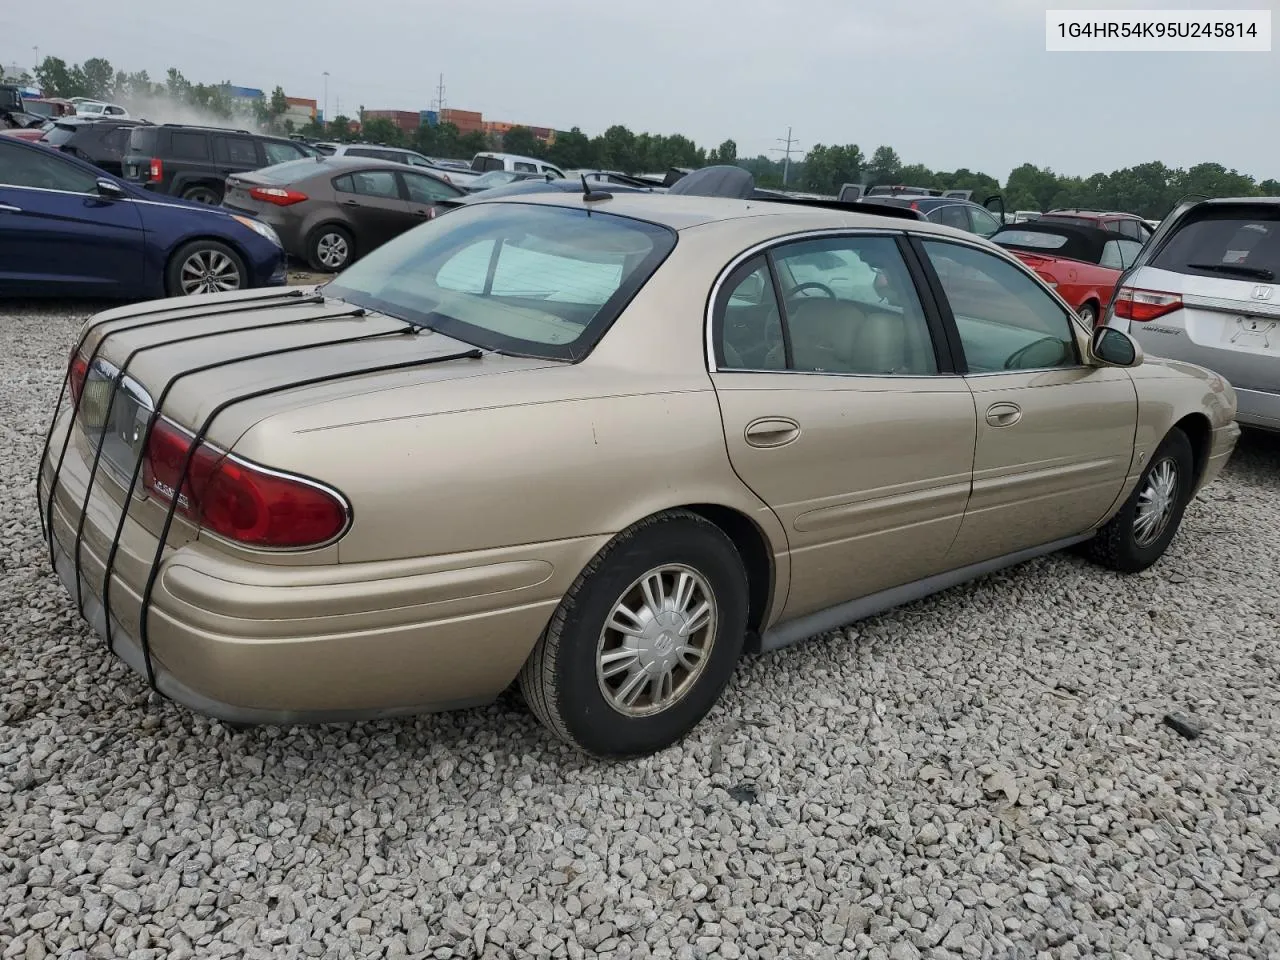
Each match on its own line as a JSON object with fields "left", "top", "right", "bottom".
{"left": 1104, "top": 197, "right": 1280, "bottom": 432}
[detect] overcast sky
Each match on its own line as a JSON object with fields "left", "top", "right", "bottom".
{"left": 2, "top": 0, "right": 1276, "bottom": 180}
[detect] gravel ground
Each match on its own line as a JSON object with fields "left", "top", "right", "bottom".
{"left": 2, "top": 301, "right": 1279, "bottom": 960}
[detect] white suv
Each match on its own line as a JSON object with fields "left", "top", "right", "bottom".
{"left": 1104, "top": 197, "right": 1280, "bottom": 432}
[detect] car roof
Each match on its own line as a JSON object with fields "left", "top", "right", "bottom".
{"left": 472, "top": 190, "right": 983, "bottom": 236}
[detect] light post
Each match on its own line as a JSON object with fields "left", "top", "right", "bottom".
{"left": 322, "top": 71, "right": 329, "bottom": 131}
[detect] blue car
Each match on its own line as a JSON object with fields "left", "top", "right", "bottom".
{"left": 0, "top": 135, "right": 287, "bottom": 299}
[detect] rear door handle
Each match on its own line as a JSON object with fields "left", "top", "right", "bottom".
{"left": 744, "top": 417, "right": 801, "bottom": 448}
{"left": 342, "top": 199, "right": 360, "bottom": 207}
{"left": 0, "top": 202, "right": 21, "bottom": 213}
{"left": 985, "top": 402, "right": 1022, "bottom": 427}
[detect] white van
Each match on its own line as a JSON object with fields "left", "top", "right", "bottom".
{"left": 471, "top": 152, "right": 565, "bottom": 178}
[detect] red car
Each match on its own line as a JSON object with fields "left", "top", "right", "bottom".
{"left": 990, "top": 222, "right": 1144, "bottom": 327}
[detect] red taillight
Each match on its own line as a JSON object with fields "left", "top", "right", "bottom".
{"left": 910, "top": 201, "right": 920, "bottom": 210}
{"left": 148, "top": 158, "right": 163, "bottom": 182}
{"left": 69, "top": 349, "right": 89, "bottom": 405}
{"left": 143, "top": 419, "right": 347, "bottom": 549}
{"left": 249, "top": 186, "right": 309, "bottom": 206}
{"left": 1112, "top": 286, "right": 1183, "bottom": 323}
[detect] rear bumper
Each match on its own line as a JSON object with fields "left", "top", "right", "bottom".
{"left": 1199, "top": 421, "right": 1242, "bottom": 492}
{"left": 1235, "top": 387, "right": 1280, "bottom": 432}
{"left": 40, "top": 413, "right": 592, "bottom": 726}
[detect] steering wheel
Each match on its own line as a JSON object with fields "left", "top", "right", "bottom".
{"left": 790, "top": 281, "right": 836, "bottom": 299}
{"left": 1004, "top": 336, "right": 1066, "bottom": 370}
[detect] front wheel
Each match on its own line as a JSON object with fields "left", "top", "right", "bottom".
{"left": 1084, "top": 428, "right": 1194, "bottom": 573}
{"left": 519, "top": 510, "right": 748, "bottom": 757}
{"left": 166, "top": 240, "right": 247, "bottom": 297}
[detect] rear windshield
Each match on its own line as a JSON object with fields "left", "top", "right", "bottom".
{"left": 42, "top": 123, "right": 80, "bottom": 146}
{"left": 1038, "top": 215, "right": 1095, "bottom": 229}
{"left": 1152, "top": 207, "right": 1280, "bottom": 281}
{"left": 994, "top": 230, "right": 1069, "bottom": 249}
{"left": 128, "top": 127, "right": 159, "bottom": 154}
{"left": 471, "top": 155, "right": 503, "bottom": 172}
{"left": 325, "top": 202, "right": 677, "bottom": 361}
{"left": 252, "top": 158, "right": 324, "bottom": 183}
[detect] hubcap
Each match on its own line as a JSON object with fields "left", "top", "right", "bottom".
{"left": 317, "top": 233, "right": 349, "bottom": 269}
{"left": 180, "top": 250, "right": 241, "bottom": 295}
{"left": 1134, "top": 456, "right": 1179, "bottom": 547}
{"left": 596, "top": 564, "right": 717, "bottom": 718}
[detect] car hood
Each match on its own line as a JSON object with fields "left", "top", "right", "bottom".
{"left": 80, "top": 287, "right": 560, "bottom": 451}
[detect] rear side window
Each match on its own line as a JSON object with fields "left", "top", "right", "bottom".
{"left": 170, "top": 132, "right": 210, "bottom": 160}
{"left": 215, "top": 135, "right": 258, "bottom": 166}
{"left": 1152, "top": 208, "right": 1280, "bottom": 281}
{"left": 129, "top": 127, "right": 159, "bottom": 154}
{"left": 334, "top": 170, "right": 400, "bottom": 199}
{"left": 471, "top": 156, "right": 503, "bottom": 172}
{"left": 325, "top": 203, "right": 676, "bottom": 361}
{"left": 346, "top": 147, "right": 379, "bottom": 159}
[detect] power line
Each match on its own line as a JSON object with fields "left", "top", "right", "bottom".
{"left": 771, "top": 126, "right": 800, "bottom": 186}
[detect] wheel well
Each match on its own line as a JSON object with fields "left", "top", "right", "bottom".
{"left": 682, "top": 504, "right": 775, "bottom": 638}
{"left": 1173, "top": 413, "right": 1212, "bottom": 489}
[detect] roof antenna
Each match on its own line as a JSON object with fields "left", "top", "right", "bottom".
{"left": 581, "top": 173, "right": 612, "bottom": 203}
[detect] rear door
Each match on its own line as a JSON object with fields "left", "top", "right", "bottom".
{"left": 709, "top": 233, "right": 977, "bottom": 622}
{"left": 0, "top": 140, "right": 145, "bottom": 296}
{"left": 915, "top": 237, "right": 1136, "bottom": 563}
{"left": 1115, "top": 206, "right": 1280, "bottom": 400}
{"left": 332, "top": 168, "right": 410, "bottom": 251}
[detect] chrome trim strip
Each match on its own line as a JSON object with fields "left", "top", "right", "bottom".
{"left": 1182, "top": 292, "right": 1280, "bottom": 320}
{"left": 0, "top": 182, "right": 241, "bottom": 215}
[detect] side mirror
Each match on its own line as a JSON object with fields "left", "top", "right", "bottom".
{"left": 1090, "top": 325, "right": 1143, "bottom": 367}
{"left": 96, "top": 178, "right": 125, "bottom": 200}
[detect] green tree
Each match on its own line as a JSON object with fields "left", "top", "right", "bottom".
{"left": 1260, "top": 179, "right": 1280, "bottom": 196}
{"left": 361, "top": 116, "right": 404, "bottom": 146}
{"left": 865, "top": 145, "right": 902, "bottom": 185}
{"left": 1005, "top": 163, "right": 1061, "bottom": 212}
{"left": 329, "top": 114, "right": 353, "bottom": 140}
{"left": 165, "top": 68, "right": 192, "bottom": 101}
{"left": 458, "top": 130, "right": 489, "bottom": 156}
{"left": 254, "top": 85, "right": 289, "bottom": 133}
{"left": 81, "top": 58, "right": 115, "bottom": 99}
{"left": 593, "top": 125, "right": 639, "bottom": 172}
{"left": 502, "top": 125, "right": 543, "bottom": 157}
{"left": 801, "top": 144, "right": 865, "bottom": 194}
{"left": 35, "top": 57, "right": 85, "bottom": 98}
{"left": 547, "top": 127, "right": 595, "bottom": 169}
{"left": 708, "top": 139, "right": 738, "bottom": 164}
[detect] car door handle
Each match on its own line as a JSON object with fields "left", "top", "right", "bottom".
{"left": 985, "top": 402, "right": 1022, "bottom": 427}
{"left": 412, "top": 208, "right": 431, "bottom": 217}
{"left": 0, "top": 202, "right": 21, "bottom": 213}
{"left": 342, "top": 199, "right": 360, "bottom": 207}
{"left": 744, "top": 417, "right": 801, "bottom": 448}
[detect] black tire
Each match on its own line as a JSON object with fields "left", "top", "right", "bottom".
{"left": 165, "top": 240, "right": 248, "bottom": 297}
{"left": 1078, "top": 301, "right": 1099, "bottom": 327}
{"left": 306, "top": 225, "right": 354, "bottom": 272}
{"left": 519, "top": 510, "right": 748, "bottom": 758}
{"left": 1084, "top": 428, "right": 1195, "bottom": 573}
{"left": 181, "top": 185, "right": 221, "bottom": 204}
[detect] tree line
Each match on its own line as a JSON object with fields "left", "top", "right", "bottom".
{"left": 6, "top": 56, "right": 1276, "bottom": 220}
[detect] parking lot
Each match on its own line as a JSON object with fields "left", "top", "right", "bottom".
{"left": 2, "top": 301, "right": 1279, "bottom": 960}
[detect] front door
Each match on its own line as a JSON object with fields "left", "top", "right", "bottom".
{"left": 709, "top": 234, "right": 977, "bottom": 621}
{"left": 0, "top": 139, "right": 145, "bottom": 297}
{"left": 336, "top": 168, "right": 412, "bottom": 252}
{"left": 915, "top": 237, "right": 1137, "bottom": 564}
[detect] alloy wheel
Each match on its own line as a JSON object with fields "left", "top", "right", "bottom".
{"left": 317, "top": 233, "right": 349, "bottom": 269}
{"left": 179, "top": 250, "right": 242, "bottom": 295}
{"left": 596, "top": 564, "right": 717, "bottom": 718}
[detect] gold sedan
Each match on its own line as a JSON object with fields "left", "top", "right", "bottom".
{"left": 38, "top": 191, "right": 1240, "bottom": 757}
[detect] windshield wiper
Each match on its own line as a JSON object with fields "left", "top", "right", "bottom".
{"left": 1187, "top": 262, "right": 1275, "bottom": 281}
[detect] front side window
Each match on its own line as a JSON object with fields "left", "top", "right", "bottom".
{"left": 0, "top": 141, "right": 98, "bottom": 193}
{"left": 263, "top": 140, "right": 304, "bottom": 165}
{"left": 922, "top": 239, "right": 1080, "bottom": 373}
{"left": 402, "top": 172, "right": 460, "bottom": 204}
{"left": 514, "top": 161, "right": 537, "bottom": 172}
{"left": 325, "top": 202, "right": 676, "bottom": 361}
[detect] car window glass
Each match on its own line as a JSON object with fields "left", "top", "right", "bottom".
{"left": 0, "top": 141, "right": 98, "bottom": 193}
{"left": 332, "top": 174, "right": 354, "bottom": 193}
{"left": 349, "top": 170, "right": 400, "bottom": 199}
{"left": 922, "top": 240, "right": 1079, "bottom": 373}
{"left": 931, "top": 204, "right": 970, "bottom": 231}
{"left": 514, "top": 161, "right": 536, "bottom": 172}
{"left": 169, "top": 132, "right": 210, "bottom": 160}
{"left": 263, "top": 141, "right": 303, "bottom": 165}
{"left": 103, "top": 127, "right": 131, "bottom": 153}
{"left": 969, "top": 206, "right": 1001, "bottom": 237}
{"left": 403, "top": 173, "right": 459, "bottom": 203}
{"left": 1100, "top": 239, "right": 1143, "bottom": 270}
{"left": 346, "top": 148, "right": 375, "bottom": 158}
{"left": 770, "top": 236, "right": 938, "bottom": 375}
{"left": 716, "top": 256, "right": 785, "bottom": 370}
{"left": 1151, "top": 210, "right": 1280, "bottom": 279}
{"left": 406, "top": 154, "right": 433, "bottom": 167}
{"left": 216, "top": 136, "right": 258, "bottom": 166}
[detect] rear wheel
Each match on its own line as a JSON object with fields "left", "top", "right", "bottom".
{"left": 181, "top": 185, "right": 221, "bottom": 205}
{"left": 1078, "top": 301, "right": 1099, "bottom": 327}
{"left": 166, "top": 240, "right": 247, "bottom": 297}
{"left": 519, "top": 510, "right": 748, "bottom": 757}
{"left": 1084, "top": 428, "right": 1194, "bottom": 573}
{"left": 307, "top": 226, "right": 354, "bottom": 272}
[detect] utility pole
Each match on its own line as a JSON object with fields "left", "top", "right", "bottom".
{"left": 431, "top": 73, "right": 446, "bottom": 116}
{"left": 322, "top": 71, "right": 329, "bottom": 128}
{"left": 772, "top": 127, "right": 799, "bottom": 186}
